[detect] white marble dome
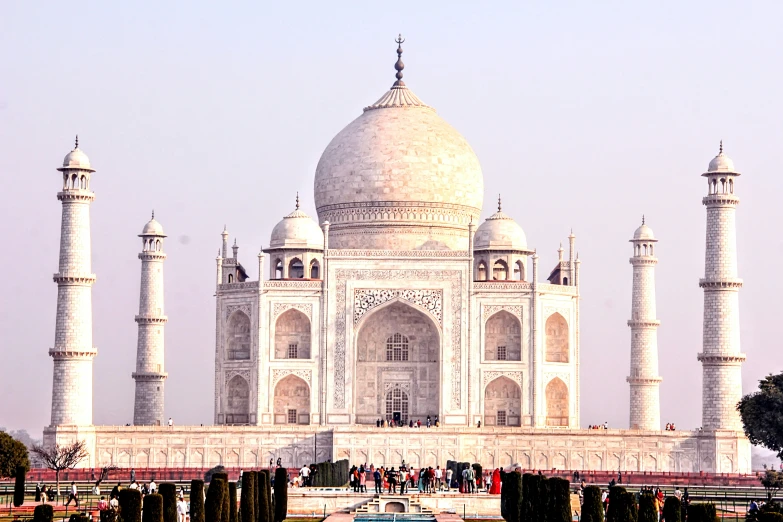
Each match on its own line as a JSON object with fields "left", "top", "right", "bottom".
{"left": 269, "top": 204, "right": 324, "bottom": 250}
{"left": 633, "top": 223, "right": 655, "bottom": 241}
{"left": 707, "top": 141, "right": 737, "bottom": 174}
{"left": 58, "top": 139, "right": 95, "bottom": 172}
{"left": 313, "top": 80, "right": 484, "bottom": 250}
{"left": 141, "top": 216, "right": 166, "bottom": 237}
{"left": 474, "top": 209, "right": 528, "bottom": 251}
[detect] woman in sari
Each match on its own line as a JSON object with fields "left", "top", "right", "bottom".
{"left": 489, "top": 468, "right": 502, "bottom": 494}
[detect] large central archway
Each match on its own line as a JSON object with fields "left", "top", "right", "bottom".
{"left": 355, "top": 301, "right": 440, "bottom": 424}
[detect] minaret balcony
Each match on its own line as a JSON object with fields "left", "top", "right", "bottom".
{"left": 135, "top": 315, "right": 168, "bottom": 324}
{"left": 139, "top": 252, "right": 167, "bottom": 261}
{"left": 132, "top": 371, "right": 168, "bottom": 381}
{"left": 627, "top": 319, "right": 660, "bottom": 328}
{"left": 57, "top": 190, "right": 95, "bottom": 202}
{"left": 49, "top": 347, "right": 98, "bottom": 358}
{"left": 702, "top": 194, "right": 740, "bottom": 206}
{"left": 53, "top": 273, "right": 97, "bottom": 284}
{"left": 626, "top": 376, "right": 663, "bottom": 384}
{"left": 699, "top": 278, "right": 743, "bottom": 289}
{"left": 697, "top": 353, "right": 747, "bottom": 364}
{"left": 629, "top": 257, "right": 658, "bottom": 266}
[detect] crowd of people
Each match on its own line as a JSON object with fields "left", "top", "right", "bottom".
{"left": 664, "top": 423, "right": 677, "bottom": 431}
{"left": 587, "top": 422, "right": 609, "bottom": 429}
{"left": 375, "top": 416, "right": 440, "bottom": 428}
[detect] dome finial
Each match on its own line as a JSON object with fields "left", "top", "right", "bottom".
{"left": 74, "top": 135, "right": 79, "bottom": 149}
{"left": 497, "top": 194, "right": 502, "bottom": 212}
{"left": 642, "top": 214, "right": 645, "bottom": 225}
{"left": 152, "top": 209, "right": 155, "bottom": 220}
{"left": 295, "top": 192, "right": 300, "bottom": 210}
{"left": 719, "top": 140, "right": 723, "bottom": 155}
{"left": 393, "top": 34, "right": 405, "bottom": 86}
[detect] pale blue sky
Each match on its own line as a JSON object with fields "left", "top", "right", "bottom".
{"left": 1, "top": 1, "right": 782, "bottom": 435}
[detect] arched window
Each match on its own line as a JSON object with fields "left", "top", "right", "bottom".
{"left": 562, "top": 277, "right": 568, "bottom": 285}
{"left": 545, "top": 378, "right": 569, "bottom": 427}
{"left": 493, "top": 260, "right": 508, "bottom": 280}
{"left": 225, "top": 375, "right": 250, "bottom": 425}
{"left": 274, "top": 259, "right": 283, "bottom": 279}
{"left": 273, "top": 375, "right": 310, "bottom": 425}
{"left": 226, "top": 311, "right": 251, "bottom": 360}
{"left": 477, "top": 261, "right": 487, "bottom": 281}
{"left": 310, "top": 260, "right": 320, "bottom": 279}
{"left": 513, "top": 260, "right": 525, "bottom": 281}
{"left": 386, "top": 333, "right": 409, "bottom": 361}
{"left": 288, "top": 258, "right": 304, "bottom": 278}
{"left": 545, "top": 313, "right": 569, "bottom": 362}
{"left": 485, "top": 311, "right": 522, "bottom": 361}
{"left": 274, "top": 309, "right": 311, "bottom": 359}
{"left": 385, "top": 387, "right": 409, "bottom": 424}
{"left": 227, "top": 274, "right": 233, "bottom": 283}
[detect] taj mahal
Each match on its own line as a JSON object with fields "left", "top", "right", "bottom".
{"left": 43, "top": 39, "right": 751, "bottom": 474}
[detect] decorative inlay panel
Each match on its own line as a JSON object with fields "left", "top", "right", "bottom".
{"left": 328, "top": 249, "right": 470, "bottom": 258}
{"left": 273, "top": 303, "right": 313, "bottom": 320}
{"left": 483, "top": 371, "right": 523, "bottom": 389}
{"left": 543, "top": 306, "right": 571, "bottom": 323}
{"left": 272, "top": 369, "right": 312, "bottom": 387}
{"left": 483, "top": 305, "right": 523, "bottom": 322}
{"left": 334, "top": 269, "right": 463, "bottom": 410}
{"left": 225, "top": 370, "right": 250, "bottom": 382}
{"left": 354, "top": 289, "right": 442, "bottom": 325}
{"left": 226, "top": 304, "right": 252, "bottom": 319}
{"left": 543, "top": 372, "right": 570, "bottom": 386}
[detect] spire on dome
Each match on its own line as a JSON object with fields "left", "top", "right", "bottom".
{"left": 75, "top": 135, "right": 79, "bottom": 149}
{"left": 394, "top": 34, "right": 405, "bottom": 87}
{"left": 152, "top": 209, "right": 155, "bottom": 220}
{"left": 719, "top": 140, "right": 723, "bottom": 155}
{"left": 497, "top": 194, "right": 502, "bottom": 212}
{"left": 296, "top": 192, "right": 300, "bottom": 210}
{"left": 642, "top": 214, "right": 645, "bottom": 225}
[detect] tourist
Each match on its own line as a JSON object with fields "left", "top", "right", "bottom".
{"left": 409, "top": 419, "right": 414, "bottom": 428}
{"left": 417, "top": 419, "right": 422, "bottom": 428}
{"left": 110, "top": 495, "right": 119, "bottom": 511}
{"left": 40, "top": 485, "right": 48, "bottom": 505}
{"left": 65, "top": 481, "right": 79, "bottom": 507}
{"left": 489, "top": 468, "right": 501, "bottom": 494}
{"left": 466, "top": 466, "right": 476, "bottom": 494}
{"left": 749, "top": 500, "right": 759, "bottom": 515}
{"left": 300, "top": 464, "right": 310, "bottom": 487}
{"left": 359, "top": 467, "right": 367, "bottom": 493}
{"left": 151, "top": 479, "right": 158, "bottom": 494}
{"left": 98, "top": 496, "right": 109, "bottom": 511}
{"left": 387, "top": 467, "right": 398, "bottom": 494}
{"left": 674, "top": 487, "right": 682, "bottom": 501}
{"left": 477, "top": 420, "right": 481, "bottom": 428}
{"left": 435, "top": 466, "right": 443, "bottom": 491}
{"left": 131, "top": 469, "right": 136, "bottom": 483}
{"left": 434, "top": 417, "right": 440, "bottom": 427}
{"left": 177, "top": 496, "right": 189, "bottom": 522}
{"left": 399, "top": 467, "right": 407, "bottom": 494}
{"left": 426, "top": 416, "right": 431, "bottom": 428}
{"left": 445, "top": 467, "right": 453, "bottom": 491}
{"left": 130, "top": 481, "right": 139, "bottom": 490}
{"left": 373, "top": 468, "right": 382, "bottom": 494}
{"left": 168, "top": 417, "right": 173, "bottom": 426}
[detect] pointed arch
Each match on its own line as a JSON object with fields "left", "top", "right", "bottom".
{"left": 514, "top": 260, "right": 525, "bottom": 281}
{"left": 545, "top": 378, "right": 569, "bottom": 426}
{"left": 288, "top": 257, "right": 304, "bottom": 278}
{"left": 477, "top": 260, "right": 487, "bottom": 281}
{"left": 275, "top": 308, "right": 311, "bottom": 359}
{"left": 545, "top": 313, "right": 569, "bottom": 362}
{"left": 274, "top": 375, "right": 310, "bottom": 424}
{"left": 492, "top": 260, "right": 508, "bottom": 280}
{"left": 485, "top": 311, "right": 521, "bottom": 361}
{"left": 484, "top": 376, "right": 521, "bottom": 426}
{"left": 226, "top": 375, "right": 250, "bottom": 424}
{"left": 309, "top": 259, "right": 320, "bottom": 279}
{"left": 226, "top": 311, "right": 251, "bottom": 360}
{"left": 274, "top": 259, "right": 283, "bottom": 279}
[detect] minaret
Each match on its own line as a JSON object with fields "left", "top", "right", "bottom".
{"left": 698, "top": 142, "right": 746, "bottom": 431}
{"left": 627, "top": 217, "right": 662, "bottom": 430}
{"left": 50, "top": 137, "right": 97, "bottom": 426}
{"left": 132, "top": 212, "right": 168, "bottom": 426}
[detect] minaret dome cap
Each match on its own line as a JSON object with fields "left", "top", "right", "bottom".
{"left": 140, "top": 212, "right": 166, "bottom": 237}
{"left": 58, "top": 136, "right": 95, "bottom": 172}
{"left": 632, "top": 224, "right": 656, "bottom": 241}
{"left": 705, "top": 140, "right": 739, "bottom": 175}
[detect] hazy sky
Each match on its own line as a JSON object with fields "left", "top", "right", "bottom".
{"left": 2, "top": 1, "right": 782, "bottom": 437}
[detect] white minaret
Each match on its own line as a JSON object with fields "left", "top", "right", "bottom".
{"left": 627, "top": 217, "right": 662, "bottom": 430}
{"left": 132, "top": 212, "right": 168, "bottom": 426}
{"left": 698, "top": 142, "right": 746, "bottom": 431}
{"left": 50, "top": 137, "right": 97, "bottom": 426}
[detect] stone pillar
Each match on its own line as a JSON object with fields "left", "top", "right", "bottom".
{"left": 531, "top": 251, "right": 538, "bottom": 426}
{"left": 132, "top": 214, "right": 168, "bottom": 426}
{"left": 627, "top": 219, "right": 662, "bottom": 430}
{"left": 50, "top": 138, "right": 98, "bottom": 427}
{"left": 698, "top": 143, "right": 746, "bottom": 431}
{"left": 568, "top": 231, "right": 575, "bottom": 286}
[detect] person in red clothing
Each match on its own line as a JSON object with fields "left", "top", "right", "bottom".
{"left": 489, "top": 469, "right": 501, "bottom": 494}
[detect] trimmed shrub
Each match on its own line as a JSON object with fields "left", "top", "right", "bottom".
{"left": 521, "top": 474, "right": 534, "bottom": 522}
{"left": 159, "top": 484, "right": 177, "bottom": 522}
{"left": 274, "top": 468, "right": 288, "bottom": 522}
{"left": 581, "top": 486, "right": 604, "bottom": 522}
{"left": 220, "top": 480, "right": 230, "bottom": 522}
{"left": 606, "top": 486, "right": 627, "bottom": 522}
{"left": 760, "top": 514, "right": 783, "bottom": 522}
{"left": 240, "top": 472, "right": 255, "bottom": 522}
{"left": 258, "top": 472, "right": 271, "bottom": 522}
{"left": 190, "top": 480, "right": 206, "bottom": 522}
{"left": 688, "top": 503, "right": 718, "bottom": 522}
{"left": 662, "top": 496, "right": 681, "bottom": 522}
{"left": 229, "top": 482, "right": 238, "bottom": 522}
{"left": 638, "top": 494, "right": 657, "bottom": 522}
{"left": 500, "top": 471, "right": 522, "bottom": 522}
{"left": 548, "top": 478, "right": 572, "bottom": 522}
{"left": 205, "top": 467, "right": 227, "bottom": 483}
{"left": 254, "top": 472, "right": 260, "bottom": 522}
{"left": 205, "top": 478, "right": 225, "bottom": 522}
{"left": 142, "top": 494, "right": 164, "bottom": 522}
{"left": 212, "top": 472, "right": 229, "bottom": 483}
{"left": 537, "top": 476, "right": 551, "bottom": 522}
{"left": 119, "top": 488, "right": 143, "bottom": 522}
{"left": 13, "top": 465, "right": 26, "bottom": 507}
{"left": 34, "top": 504, "right": 54, "bottom": 522}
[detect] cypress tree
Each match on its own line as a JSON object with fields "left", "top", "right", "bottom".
{"left": 190, "top": 480, "right": 206, "bottom": 522}
{"left": 158, "top": 484, "right": 177, "bottom": 522}
{"left": 119, "top": 488, "right": 143, "bottom": 522}
{"left": 33, "top": 504, "right": 54, "bottom": 522}
{"left": 13, "top": 466, "right": 26, "bottom": 507}
{"left": 258, "top": 471, "right": 271, "bottom": 522}
{"left": 638, "top": 494, "right": 657, "bottom": 522}
{"left": 581, "top": 486, "right": 604, "bottom": 522}
{"left": 274, "top": 467, "right": 288, "bottom": 522}
{"left": 240, "top": 471, "right": 255, "bottom": 522}
{"left": 606, "top": 486, "right": 627, "bottom": 522}
{"left": 220, "top": 479, "right": 230, "bottom": 522}
{"left": 500, "top": 471, "right": 509, "bottom": 520}
{"left": 142, "top": 494, "right": 164, "bottom": 522}
{"left": 205, "top": 477, "right": 225, "bottom": 522}
{"left": 254, "top": 471, "right": 260, "bottom": 522}
{"left": 662, "top": 496, "right": 681, "bottom": 522}
{"left": 500, "top": 471, "right": 522, "bottom": 522}
{"left": 228, "top": 482, "right": 238, "bottom": 522}
{"left": 537, "top": 476, "right": 551, "bottom": 522}
{"left": 521, "top": 474, "right": 534, "bottom": 522}
{"left": 547, "top": 478, "right": 571, "bottom": 522}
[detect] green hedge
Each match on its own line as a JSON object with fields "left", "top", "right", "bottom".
{"left": 521, "top": 474, "right": 534, "bottom": 522}
{"left": 119, "top": 488, "right": 143, "bottom": 522}
{"left": 33, "top": 504, "right": 54, "bottom": 522}
{"left": 13, "top": 465, "right": 26, "bottom": 507}
{"left": 662, "top": 496, "right": 681, "bottom": 522}
{"left": 548, "top": 478, "right": 571, "bottom": 522}
{"left": 205, "top": 467, "right": 227, "bottom": 483}
{"left": 240, "top": 471, "right": 255, "bottom": 522}
{"left": 760, "top": 513, "right": 783, "bottom": 522}
{"left": 142, "top": 494, "right": 163, "bottom": 522}
{"left": 159, "top": 484, "right": 177, "bottom": 522}
{"left": 254, "top": 471, "right": 260, "bottom": 522}
{"left": 500, "top": 471, "right": 522, "bottom": 522}
{"left": 258, "top": 472, "right": 271, "bottom": 522}
{"left": 688, "top": 503, "right": 718, "bottom": 522}
{"left": 638, "top": 494, "right": 657, "bottom": 522}
{"left": 274, "top": 468, "right": 288, "bottom": 522}
{"left": 205, "top": 477, "right": 225, "bottom": 522}
{"left": 190, "top": 480, "right": 206, "bottom": 522}
{"left": 229, "top": 482, "right": 238, "bottom": 522}
{"left": 581, "top": 486, "right": 604, "bottom": 522}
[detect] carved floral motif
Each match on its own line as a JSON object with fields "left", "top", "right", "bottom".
{"left": 273, "top": 303, "right": 313, "bottom": 320}
{"left": 354, "top": 289, "right": 442, "bottom": 325}
{"left": 272, "top": 369, "right": 312, "bottom": 387}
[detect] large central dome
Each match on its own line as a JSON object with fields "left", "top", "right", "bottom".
{"left": 314, "top": 42, "right": 484, "bottom": 250}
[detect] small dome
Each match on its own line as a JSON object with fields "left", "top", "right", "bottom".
{"left": 58, "top": 137, "right": 95, "bottom": 172}
{"left": 474, "top": 209, "right": 528, "bottom": 251}
{"left": 269, "top": 204, "right": 324, "bottom": 250}
{"left": 141, "top": 214, "right": 166, "bottom": 237}
{"left": 633, "top": 224, "right": 655, "bottom": 240}
{"left": 706, "top": 141, "right": 737, "bottom": 174}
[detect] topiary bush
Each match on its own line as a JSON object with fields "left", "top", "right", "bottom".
{"left": 521, "top": 473, "right": 534, "bottom": 522}
{"left": 548, "top": 477, "right": 572, "bottom": 522}
{"left": 119, "top": 488, "right": 143, "bottom": 522}
{"left": 240, "top": 472, "right": 255, "bottom": 522}
{"left": 158, "top": 483, "right": 177, "bottom": 522}
{"left": 205, "top": 467, "right": 227, "bottom": 484}
{"left": 13, "top": 465, "right": 26, "bottom": 507}
{"left": 662, "top": 496, "right": 681, "bottom": 522}
{"left": 33, "top": 504, "right": 54, "bottom": 522}
{"left": 689, "top": 503, "right": 720, "bottom": 522}
{"left": 254, "top": 472, "right": 260, "bottom": 522}
{"left": 142, "top": 494, "right": 164, "bottom": 522}
{"left": 190, "top": 480, "right": 206, "bottom": 522}
{"left": 274, "top": 468, "right": 288, "bottom": 522}
{"left": 581, "top": 486, "right": 604, "bottom": 522}
{"left": 500, "top": 471, "right": 522, "bottom": 522}
{"left": 638, "top": 494, "right": 657, "bottom": 522}
{"left": 229, "top": 482, "right": 238, "bottom": 522}
{"left": 219, "top": 479, "right": 230, "bottom": 522}
{"left": 606, "top": 486, "right": 627, "bottom": 522}
{"left": 760, "top": 513, "right": 783, "bottom": 522}
{"left": 205, "top": 478, "right": 225, "bottom": 522}
{"left": 258, "top": 472, "right": 271, "bottom": 522}
{"left": 536, "top": 476, "right": 550, "bottom": 522}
